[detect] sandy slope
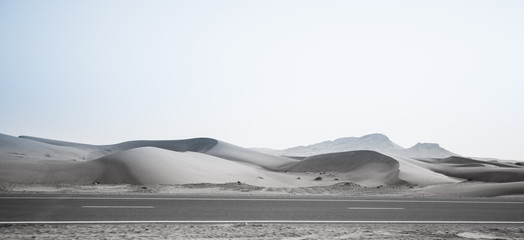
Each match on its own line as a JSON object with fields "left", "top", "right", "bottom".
{"left": 287, "top": 150, "right": 403, "bottom": 186}
{"left": 205, "top": 141, "right": 298, "bottom": 170}
{"left": 0, "top": 134, "right": 93, "bottom": 161}
{"left": 389, "top": 155, "right": 461, "bottom": 186}
{"left": 1, "top": 134, "right": 299, "bottom": 183}
{"left": 110, "top": 138, "right": 219, "bottom": 154}
{"left": 0, "top": 146, "right": 300, "bottom": 187}
{"left": 18, "top": 136, "right": 220, "bottom": 160}
{"left": 0, "top": 159, "right": 101, "bottom": 184}
{"left": 94, "top": 147, "right": 303, "bottom": 187}
{"left": 2, "top": 133, "right": 524, "bottom": 197}
{"left": 419, "top": 160, "right": 524, "bottom": 182}
{"left": 425, "top": 181, "right": 524, "bottom": 197}
{"left": 420, "top": 156, "right": 520, "bottom": 167}
{"left": 12, "top": 135, "right": 296, "bottom": 170}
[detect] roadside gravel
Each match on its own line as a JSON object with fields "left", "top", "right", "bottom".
{"left": 1, "top": 223, "right": 523, "bottom": 240}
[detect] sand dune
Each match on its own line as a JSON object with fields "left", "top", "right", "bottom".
{"left": 420, "top": 156, "right": 520, "bottom": 168}
{"left": 19, "top": 135, "right": 294, "bottom": 170}
{"left": 1, "top": 133, "right": 524, "bottom": 197}
{"left": 0, "top": 134, "right": 93, "bottom": 161}
{"left": 412, "top": 156, "right": 524, "bottom": 183}
{"left": 18, "top": 136, "right": 219, "bottom": 160}
{"left": 425, "top": 181, "right": 524, "bottom": 197}
{"left": 205, "top": 141, "right": 298, "bottom": 170}
{"left": 19, "top": 135, "right": 106, "bottom": 152}
{"left": 93, "top": 147, "right": 306, "bottom": 187}
{"left": 0, "top": 158, "right": 101, "bottom": 184}
{"left": 0, "top": 146, "right": 301, "bottom": 187}
{"left": 94, "top": 147, "right": 263, "bottom": 185}
{"left": 287, "top": 150, "right": 403, "bottom": 186}
{"left": 427, "top": 165, "right": 524, "bottom": 182}
{"left": 388, "top": 155, "right": 461, "bottom": 186}
{"left": 110, "top": 138, "right": 219, "bottom": 153}
{"left": 0, "top": 134, "right": 303, "bottom": 187}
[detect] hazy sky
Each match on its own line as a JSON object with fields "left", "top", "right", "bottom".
{"left": 1, "top": 0, "right": 523, "bottom": 160}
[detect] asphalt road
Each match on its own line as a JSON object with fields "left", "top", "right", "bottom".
{"left": 1, "top": 194, "right": 524, "bottom": 224}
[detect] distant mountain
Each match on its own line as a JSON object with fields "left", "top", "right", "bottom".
{"left": 3, "top": 133, "right": 523, "bottom": 191}
{"left": 253, "top": 133, "right": 457, "bottom": 159}
{"left": 404, "top": 143, "right": 455, "bottom": 159}
{"left": 280, "top": 133, "right": 403, "bottom": 157}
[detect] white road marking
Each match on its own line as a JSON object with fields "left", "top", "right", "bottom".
{"left": 1, "top": 220, "right": 524, "bottom": 224}
{"left": 1, "top": 196, "right": 523, "bottom": 204}
{"left": 348, "top": 207, "right": 404, "bottom": 210}
{"left": 82, "top": 206, "right": 155, "bottom": 209}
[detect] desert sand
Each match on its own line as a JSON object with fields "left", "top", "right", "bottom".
{"left": 1, "top": 222, "right": 523, "bottom": 240}
{"left": 1, "top": 133, "right": 524, "bottom": 197}
{"left": 2, "top": 133, "right": 524, "bottom": 239}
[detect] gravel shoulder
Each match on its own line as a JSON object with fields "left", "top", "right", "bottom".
{"left": 0, "top": 182, "right": 425, "bottom": 198}
{"left": 1, "top": 223, "right": 523, "bottom": 240}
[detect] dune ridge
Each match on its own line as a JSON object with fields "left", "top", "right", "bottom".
{"left": 0, "top": 133, "right": 92, "bottom": 161}
{"left": 287, "top": 150, "right": 403, "bottom": 186}
{"left": 0, "top": 159, "right": 101, "bottom": 184}
{"left": 422, "top": 163, "right": 524, "bottom": 183}
{"left": 1, "top": 133, "right": 524, "bottom": 196}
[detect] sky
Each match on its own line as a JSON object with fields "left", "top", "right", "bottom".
{"left": 1, "top": 0, "right": 523, "bottom": 160}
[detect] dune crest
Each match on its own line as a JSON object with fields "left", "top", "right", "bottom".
{"left": 1, "top": 133, "right": 524, "bottom": 196}
{"left": 95, "top": 147, "right": 275, "bottom": 185}
{"left": 419, "top": 156, "right": 524, "bottom": 183}
{"left": 0, "top": 134, "right": 92, "bottom": 161}
{"left": 287, "top": 150, "right": 403, "bottom": 186}
{"left": 205, "top": 141, "right": 298, "bottom": 170}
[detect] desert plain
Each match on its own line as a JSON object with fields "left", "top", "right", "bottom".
{"left": 1, "top": 133, "right": 524, "bottom": 239}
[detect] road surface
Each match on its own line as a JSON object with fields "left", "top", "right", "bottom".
{"left": 1, "top": 194, "right": 523, "bottom": 224}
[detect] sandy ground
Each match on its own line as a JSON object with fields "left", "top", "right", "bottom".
{"left": 3, "top": 181, "right": 524, "bottom": 199}
{"left": 2, "top": 135, "right": 524, "bottom": 238}
{"left": 0, "top": 182, "right": 423, "bottom": 198}
{"left": 2, "top": 133, "right": 524, "bottom": 196}
{"left": 1, "top": 223, "right": 523, "bottom": 240}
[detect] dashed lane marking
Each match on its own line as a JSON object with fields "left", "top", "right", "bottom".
{"left": 348, "top": 207, "right": 404, "bottom": 210}
{"left": 81, "top": 206, "right": 155, "bottom": 209}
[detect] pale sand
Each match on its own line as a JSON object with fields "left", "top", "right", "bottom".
{"left": 2, "top": 134, "right": 524, "bottom": 239}
{"left": 95, "top": 147, "right": 304, "bottom": 187}
{"left": 1, "top": 134, "right": 524, "bottom": 197}
{"left": 287, "top": 150, "right": 404, "bottom": 186}
{"left": 3, "top": 180, "right": 524, "bottom": 199}
{"left": 425, "top": 181, "right": 524, "bottom": 197}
